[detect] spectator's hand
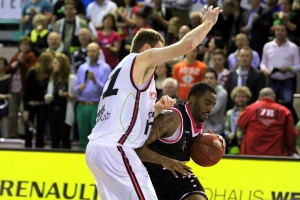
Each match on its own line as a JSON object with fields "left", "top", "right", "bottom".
{"left": 18, "top": 53, "right": 25, "bottom": 62}
{"left": 241, "top": 25, "right": 250, "bottom": 33}
{"left": 87, "top": 71, "right": 97, "bottom": 83}
{"left": 23, "top": 110, "right": 29, "bottom": 122}
{"left": 0, "top": 94, "right": 5, "bottom": 99}
{"left": 203, "top": 5, "right": 223, "bottom": 25}
{"left": 280, "top": 66, "right": 291, "bottom": 73}
{"left": 11, "top": 61, "right": 18, "bottom": 69}
{"left": 252, "top": 13, "right": 259, "bottom": 21}
{"left": 44, "top": 94, "right": 53, "bottom": 102}
{"left": 30, "top": 6, "right": 38, "bottom": 15}
{"left": 161, "top": 158, "right": 192, "bottom": 178}
{"left": 115, "top": 9, "right": 123, "bottom": 17}
{"left": 262, "top": 68, "right": 271, "bottom": 77}
{"left": 152, "top": 11, "right": 160, "bottom": 20}
{"left": 58, "top": 89, "right": 68, "bottom": 97}
{"left": 77, "top": 83, "right": 86, "bottom": 91}
{"left": 228, "top": 132, "right": 235, "bottom": 140}
{"left": 104, "top": 44, "right": 112, "bottom": 49}
{"left": 207, "top": 129, "right": 226, "bottom": 154}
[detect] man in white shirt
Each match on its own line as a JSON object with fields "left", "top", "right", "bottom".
{"left": 260, "top": 23, "right": 300, "bottom": 104}
{"left": 86, "top": 0, "right": 117, "bottom": 30}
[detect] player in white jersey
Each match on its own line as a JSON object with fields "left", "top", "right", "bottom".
{"left": 85, "top": 5, "right": 223, "bottom": 200}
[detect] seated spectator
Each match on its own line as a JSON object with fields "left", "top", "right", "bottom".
{"left": 52, "top": 0, "right": 86, "bottom": 26}
{"left": 29, "top": 14, "right": 49, "bottom": 57}
{"left": 23, "top": 52, "right": 53, "bottom": 148}
{"left": 212, "top": 49, "right": 230, "bottom": 87}
{"left": 74, "top": 43, "right": 111, "bottom": 150}
{"left": 0, "top": 57, "right": 10, "bottom": 138}
{"left": 165, "top": 17, "right": 182, "bottom": 46}
{"left": 228, "top": 33, "right": 260, "bottom": 70}
{"left": 44, "top": 54, "right": 77, "bottom": 149}
{"left": 272, "top": 0, "right": 300, "bottom": 45}
{"left": 53, "top": 0, "right": 89, "bottom": 54}
{"left": 157, "top": 77, "right": 184, "bottom": 103}
{"left": 149, "top": 0, "right": 173, "bottom": 37}
{"left": 97, "top": 14, "right": 122, "bottom": 69}
{"left": 86, "top": 0, "right": 117, "bottom": 30}
{"left": 21, "top": 0, "right": 53, "bottom": 35}
{"left": 203, "top": 36, "right": 225, "bottom": 68}
{"left": 237, "top": 87, "right": 298, "bottom": 156}
{"left": 224, "top": 86, "right": 252, "bottom": 154}
{"left": 154, "top": 62, "right": 172, "bottom": 96}
{"left": 172, "top": 47, "right": 207, "bottom": 101}
{"left": 203, "top": 68, "right": 228, "bottom": 135}
{"left": 225, "top": 46, "right": 265, "bottom": 109}
{"left": 5, "top": 36, "right": 37, "bottom": 139}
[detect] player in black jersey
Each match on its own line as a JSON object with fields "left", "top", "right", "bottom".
{"left": 136, "top": 82, "right": 226, "bottom": 200}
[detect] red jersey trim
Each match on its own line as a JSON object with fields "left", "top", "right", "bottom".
{"left": 185, "top": 103, "right": 203, "bottom": 137}
{"left": 158, "top": 107, "right": 183, "bottom": 144}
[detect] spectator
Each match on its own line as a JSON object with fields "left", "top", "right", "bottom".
{"left": 74, "top": 43, "right": 111, "bottom": 150}
{"left": 224, "top": 86, "right": 252, "bottom": 154}
{"left": 0, "top": 57, "right": 10, "bottom": 138}
{"left": 23, "top": 52, "right": 53, "bottom": 148}
{"left": 163, "top": 0, "right": 191, "bottom": 25}
{"left": 203, "top": 36, "right": 225, "bottom": 68}
{"left": 5, "top": 36, "right": 37, "bottom": 138}
{"left": 29, "top": 14, "right": 49, "bottom": 57}
{"left": 165, "top": 17, "right": 182, "bottom": 46}
{"left": 52, "top": 0, "right": 86, "bottom": 26}
{"left": 273, "top": 0, "right": 300, "bottom": 45}
{"left": 225, "top": 46, "right": 265, "bottom": 109}
{"left": 97, "top": 14, "right": 122, "bottom": 69}
{"left": 237, "top": 87, "right": 298, "bottom": 156}
{"left": 86, "top": 0, "right": 118, "bottom": 30}
{"left": 203, "top": 68, "right": 228, "bottom": 135}
{"left": 228, "top": 33, "right": 260, "bottom": 70}
{"left": 260, "top": 23, "right": 300, "bottom": 104}
{"left": 154, "top": 62, "right": 172, "bottom": 96}
{"left": 53, "top": 0, "right": 89, "bottom": 54}
{"left": 189, "top": 11, "right": 203, "bottom": 30}
{"left": 21, "top": 0, "right": 53, "bottom": 36}
{"left": 44, "top": 54, "right": 77, "bottom": 149}
{"left": 231, "top": 0, "right": 246, "bottom": 38}
{"left": 172, "top": 47, "right": 207, "bottom": 102}
{"left": 46, "top": 32, "right": 63, "bottom": 55}
{"left": 157, "top": 77, "right": 184, "bottom": 103}
{"left": 115, "top": 0, "right": 139, "bottom": 59}
{"left": 212, "top": 49, "right": 230, "bottom": 87}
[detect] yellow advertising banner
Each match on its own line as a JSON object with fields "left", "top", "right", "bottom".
{"left": 0, "top": 150, "right": 299, "bottom": 200}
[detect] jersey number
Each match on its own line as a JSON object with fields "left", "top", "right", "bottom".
{"left": 144, "top": 120, "right": 153, "bottom": 135}
{"left": 103, "top": 68, "right": 121, "bottom": 99}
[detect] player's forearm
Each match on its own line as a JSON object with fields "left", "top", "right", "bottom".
{"left": 136, "top": 146, "right": 168, "bottom": 165}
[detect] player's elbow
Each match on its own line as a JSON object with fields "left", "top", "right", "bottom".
{"left": 181, "top": 39, "right": 197, "bottom": 53}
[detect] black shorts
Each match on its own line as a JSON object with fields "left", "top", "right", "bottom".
{"left": 151, "top": 172, "right": 208, "bottom": 200}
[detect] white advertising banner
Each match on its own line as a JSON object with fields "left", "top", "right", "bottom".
{"left": 0, "top": 0, "right": 30, "bottom": 20}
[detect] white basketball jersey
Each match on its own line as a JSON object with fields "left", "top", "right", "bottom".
{"left": 88, "top": 53, "right": 157, "bottom": 149}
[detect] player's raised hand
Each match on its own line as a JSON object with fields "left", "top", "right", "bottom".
{"left": 203, "top": 5, "right": 223, "bottom": 25}
{"left": 154, "top": 95, "right": 176, "bottom": 117}
{"left": 161, "top": 158, "right": 192, "bottom": 178}
{"left": 207, "top": 129, "right": 226, "bottom": 154}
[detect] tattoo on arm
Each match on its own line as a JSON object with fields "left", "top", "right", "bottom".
{"left": 145, "top": 111, "right": 180, "bottom": 145}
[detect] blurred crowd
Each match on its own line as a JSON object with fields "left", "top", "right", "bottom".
{"left": 0, "top": 0, "right": 299, "bottom": 156}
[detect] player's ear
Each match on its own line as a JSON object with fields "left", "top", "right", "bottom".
{"left": 140, "top": 43, "right": 151, "bottom": 52}
{"left": 189, "top": 95, "right": 195, "bottom": 105}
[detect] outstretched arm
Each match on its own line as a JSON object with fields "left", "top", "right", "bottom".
{"left": 133, "top": 5, "right": 222, "bottom": 85}
{"left": 136, "top": 111, "right": 192, "bottom": 178}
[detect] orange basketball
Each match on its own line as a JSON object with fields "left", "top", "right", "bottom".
{"left": 190, "top": 133, "right": 224, "bottom": 167}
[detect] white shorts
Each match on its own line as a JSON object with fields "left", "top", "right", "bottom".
{"left": 86, "top": 139, "right": 158, "bottom": 200}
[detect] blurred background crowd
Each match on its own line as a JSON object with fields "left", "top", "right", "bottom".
{"left": 0, "top": 0, "right": 299, "bottom": 156}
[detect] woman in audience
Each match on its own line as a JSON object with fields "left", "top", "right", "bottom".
{"left": 165, "top": 17, "right": 182, "bottom": 46}
{"left": 29, "top": 14, "right": 49, "bottom": 57}
{"left": 5, "top": 36, "right": 37, "bottom": 139}
{"left": 97, "top": 14, "right": 122, "bottom": 69}
{"left": 23, "top": 52, "right": 53, "bottom": 148}
{"left": 0, "top": 57, "right": 10, "bottom": 138}
{"left": 224, "top": 86, "right": 252, "bottom": 154}
{"left": 44, "top": 54, "right": 77, "bottom": 149}
{"left": 203, "top": 36, "right": 225, "bottom": 68}
{"left": 154, "top": 62, "right": 172, "bottom": 96}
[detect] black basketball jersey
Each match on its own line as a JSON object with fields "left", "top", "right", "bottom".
{"left": 72, "top": 48, "right": 87, "bottom": 73}
{"left": 144, "top": 102, "right": 203, "bottom": 181}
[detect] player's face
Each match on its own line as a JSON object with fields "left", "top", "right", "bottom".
{"left": 192, "top": 90, "right": 217, "bottom": 122}
{"left": 234, "top": 92, "right": 249, "bottom": 107}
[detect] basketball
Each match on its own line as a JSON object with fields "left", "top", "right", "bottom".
{"left": 190, "top": 133, "right": 224, "bottom": 167}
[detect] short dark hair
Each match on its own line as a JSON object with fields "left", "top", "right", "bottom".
{"left": 213, "top": 36, "right": 225, "bottom": 49}
{"left": 212, "top": 49, "right": 225, "bottom": 57}
{"left": 18, "top": 36, "right": 32, "bottom": 49}
{"left": 0, "top": 57, "right": 8, "bottom": 67}
{"left": 188, "top": 82, "right": 216, "bottom": 100}
{"left": 65, "top": 0, "right": 77, "bottom": 8}
{"left": 204, "top": 68, "right": 218, "bottom": 80}
{"left": 131, "top": 29, "right": 165, "bottom": 53}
